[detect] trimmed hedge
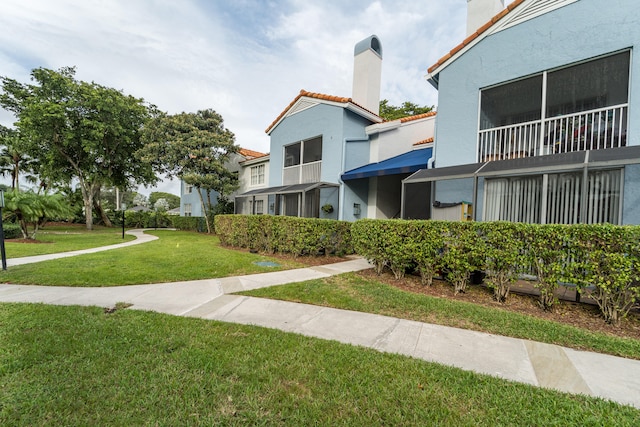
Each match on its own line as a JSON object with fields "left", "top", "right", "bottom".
{"left": 215, "top": 214, "right": 353, "bottom": 257}
{"left": 170, "top": 216, "right": 205, "bottom": 232}
{"left": 352, "top": 219, "right": 640, "bottom": 325}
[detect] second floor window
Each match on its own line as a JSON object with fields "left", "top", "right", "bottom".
{"left": 250, "top": 164, "right": 265, "bottom": 186}
{"left": 185, "top": 183, "right": 193, "bottom": 194}
{"left": 284, "top": 136, "right": 322, "bottom": 167}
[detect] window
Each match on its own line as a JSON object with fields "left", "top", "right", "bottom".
{"left": 284, "top": 143, "right": 301, "bottom": 167}
{"left": 255, "top": 199, "right": 264, "bottom": 214}
{"left": 484, "top": 169, "right": 621, "bottom": 224}
{"left": 478, "top": 51, "right": 630, "bottom": 161}
{"left": 184, "top": 203, "right": 192, "bottom": 217}
{"left": 250, "top": 164, "right": 265, "bottom": 186}
{"left": 284, "top": 136, "right": 322, "bottom": 167}
{"left": 185, "top": 183, "right": 193, "bottom": 194}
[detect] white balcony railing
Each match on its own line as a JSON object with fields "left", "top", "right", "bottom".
{"left": 282, "top": 161, "right": 322, "bottom": 185}
{"left": 478, "top": 104, "right": 628, "bottom": 162}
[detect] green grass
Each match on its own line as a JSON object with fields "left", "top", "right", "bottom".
{"left": 240, "top": 273, "right": 640, "bottom": 360}
{"left": 0, "top": 231, "right": 304, "bottom": 287}
{"left": 5, "top": 225, "right": 135, "bottom": 258}
{"left": 1, "top": 303, "right": 637, "bottom": 426}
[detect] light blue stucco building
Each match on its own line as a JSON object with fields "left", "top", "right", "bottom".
{"left": 403, "top": 0, "right": 640, "bottom": 225}
{"left": 237, "top": 35, "right": 435, "bottom": 221}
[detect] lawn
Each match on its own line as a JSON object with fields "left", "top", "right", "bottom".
{"left": 0, "top": 231, "right": 305, "bottom": 286}
{"left": 240, "top": 273, "right": 640, "bottom": 360}
{"left": 5, "top": 225, "right": 135, "bottom": 258}
{"left": 1, "top": 303, "right": 637, "bottom": 426}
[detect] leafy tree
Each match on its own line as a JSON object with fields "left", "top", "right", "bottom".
{"left": 148, "top": 191, "right": 180, "bottom": 209}
{"left": 0, "top": 66, "right": 157, "bottom": 230}
{"left": 0, "top": 125, "right": 38, "bottom": 190}
{"left": 153, "top": 198, "right": 170, "bottom": 211}
{"left": 379, "top": 99, "right": 434, "bottom": 121}
{"left": 139, "top": 109, "right": 238, "bottom": 233}
{"left": 133, "top": 193, "right": 148, "bottom": 207}
{"left": 3, "top": 190, "right": 72, "bottom": 239}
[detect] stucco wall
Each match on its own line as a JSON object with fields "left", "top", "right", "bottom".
{"left": 435, "top": 0, "right": 640, "bottom": 168}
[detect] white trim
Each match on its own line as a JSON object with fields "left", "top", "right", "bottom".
{"left": 496, "top": 0, "right": 578, "bottom": 32}
{"left": 427, "top": 0, "right": 578, "bottom": 80}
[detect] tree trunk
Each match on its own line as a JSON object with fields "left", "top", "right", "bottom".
{"left": 79, "top": 180, "right": 95, "bottom": 231}
{"left": 92, "top": 186, "right": 112, "bottom": 227}
{"left": 196, "top": 187, "right": 211, "bottom": 233}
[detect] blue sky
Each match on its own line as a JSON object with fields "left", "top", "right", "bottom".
{"left": 0, "top": 0, "right": 511, "bottom": 196}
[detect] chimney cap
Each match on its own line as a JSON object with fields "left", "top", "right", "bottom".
{"left": 354, "top": 35, "right": 382, "bottom": 58}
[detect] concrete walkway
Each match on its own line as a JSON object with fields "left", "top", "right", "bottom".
{"left": 0, "top": 241, "right": 639, "bottom": 409}
{"left": 7, "top": 229, "right": 159, "bottom": 266}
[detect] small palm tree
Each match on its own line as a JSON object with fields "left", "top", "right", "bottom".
{"left": 0, "top": 125, "right": 38, "bottom": 191}
{"left": 3, "top": 190, "right": 72, "bottom": 239}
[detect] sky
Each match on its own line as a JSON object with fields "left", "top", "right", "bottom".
{"left": 0, "top": 0, "right": 513, "bottom": 197}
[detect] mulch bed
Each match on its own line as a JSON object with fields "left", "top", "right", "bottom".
{"left": 357, "top": 269, "right": 640, "bottom": 341}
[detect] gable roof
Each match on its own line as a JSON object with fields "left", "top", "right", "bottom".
{"left": 399, "top": 111, "right": 437, "bottom": 123}
{"left": 427, "top": 0, "right": 577, "bottom": 84}
{"left": 265, "top": 89, "right": 382, "bottom": 135}
{"left": 239, "top": 148, "right": 267, "bottom": 160}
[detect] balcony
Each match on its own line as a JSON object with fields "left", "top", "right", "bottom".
{"left": 478, "top": 104, "right": 628, "bottom": 162}
{"left": 283, "top": 161, "right": 322, "bottom": 185}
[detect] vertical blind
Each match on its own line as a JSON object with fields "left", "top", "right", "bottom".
{"left": 484, "top": 169, "right": 621, "bottom": 224}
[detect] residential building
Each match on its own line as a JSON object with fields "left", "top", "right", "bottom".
{"left": 235, "top": 152, "right": 270, "bottom": 215}
{"left": 236, "top": 35, "right": 435, "bottom": 221}
{"left": 403, "top": 0, "right": 640, "bottom": 224}
{"left": 180, "top": 148, "right": 266, "bottom": 217}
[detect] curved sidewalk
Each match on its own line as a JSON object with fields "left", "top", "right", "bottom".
{"left": 6, "top": 229, "right": 159, "bottom": 267}
{"left": 0, "top": 256, "right": 639, "bottom": 409}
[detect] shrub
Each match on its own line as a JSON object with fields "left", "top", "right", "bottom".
{"left": 351, "top": 219, "right": 391, "bottom": 274}
{"left": 408, "top": 221, "right": 446, "bottom": 286}
{"left": 2, "top": 222, "right": 22, "bottom": 239}
{"left": 522, "top": 224, "right": 570, "bottom": 311}
{"left": 569, "top": 224, "right": 640, "bottom": 325}
{"left": 215, "top": 215, "right": 353, "bottom": 257}
{"left": 170, "top": 216, "right": 205, "bottom": 232}
{"left": 440, "top": 222, "right": 483, "bottom": 295}
{"left": 479, "top": 222, "right": 527, "bottom": 303}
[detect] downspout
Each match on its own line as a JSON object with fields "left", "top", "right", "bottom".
{"left": 340, "top": 137, "right": 370, "bottom": 221}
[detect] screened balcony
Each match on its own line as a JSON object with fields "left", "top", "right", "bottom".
{"left": 478, "top": 51, "right": 629, "bottom": 162}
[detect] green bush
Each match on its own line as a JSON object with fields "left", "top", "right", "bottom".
{"left": 568, "top": 224, "right": 640, "bottom": 325}
{"left": 124, "top": 211, "right": 171, "bottom": 229}
{"left": 478, "top": 222, "right": 527, "bottom": 302}
{"left": 2, "top": 222, "right": 22, "bottom": 239}
{"left": 215, "top": 215, "right": 353, "bottom": 257}
{"left": 522, "top": 224, "right": 571, "bottom": 311}
{"left": 170, "top": 216, "right": 205, "bottom": 232}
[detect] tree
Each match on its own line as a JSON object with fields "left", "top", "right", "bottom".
{"left": 139, "top": 109, "right": 238, "bottom": 233}
{"left": 133, "top": 193, "right": 148, "bottom": 207}
{"left": 153, "top": 198, "right": 170, "bottom": 211}
{"left": 3, "top": 190, "right": 72, "bottom": 239}
{"left": 148, "top": 191, "right": 180, "bottom": 209}
{"left": 0, "top": 66, "right": 157, "bottom": 230}
{"left": 0, "top": 125, "right": 38, "bottom": 191}
{"left": 379, "top": 99, "right": 434, "bottom": 121}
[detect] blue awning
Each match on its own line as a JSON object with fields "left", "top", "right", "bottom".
{"left": 341, "top": 148, "right": 433, "bottom": 181}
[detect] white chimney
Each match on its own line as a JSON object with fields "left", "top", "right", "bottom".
{"left": 352, "top": 35, "right": 382, "bottom": 115}
{"left": 467, "top": 0, "right": 505, "bottom": 36}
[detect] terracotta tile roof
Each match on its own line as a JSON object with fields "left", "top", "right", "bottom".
{"left": 265, "top": 89, "right": 381, "bottom": 134}
{"left": 239, "top": 148, "right": 267, "bottom": 159}
{"left": 413, "top": 137, "right": 434, "bottom": 146}
{"left": 428, "top": 0, "right": 526, "bottom": 74}
{"left": 398, "top": 111, "right": 437, "bottom": 123}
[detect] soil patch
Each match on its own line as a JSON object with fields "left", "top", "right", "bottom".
{"left": 6, "top": 239, "right": 53, "bottom": 244}
{"left": 358, "top": 269, "right": 640, "bottom": 341}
